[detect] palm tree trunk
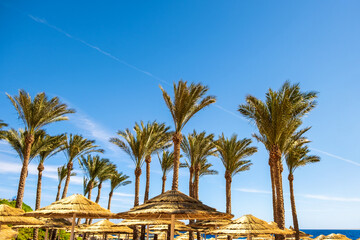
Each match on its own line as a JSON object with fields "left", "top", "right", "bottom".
{"left": 95, "top": 182, "right": 102, "bottom": 203}
{"left": 194, "top": 164, "right": 200, "bottom": 200}
{"left": 56, "top": 181, "right": 62, "bottom": 201}
{"left": 108, "top": 191, "right": 113, "bottom": 210}
{"left": 61, "top": 161, "right": 73, "bottom": 199}
{"left": 189, "top": 167, "right": 194, "bottom": 197}
{"left": 270, "top": 146, "right": 284, "bottom": 240}
{"left": 225, "top": 172, "right": 232, "bottom": 240}
{"left": 15, "top": 133, "right": 34, "bottom": 208}
{"left": 288, "top": 174, "right": 299, "bottom": 240}
{"left": 144, "top": 155, "right": 151, "bottom": 201}
{"left": 34, "top": 162, "right": 44, "bottom": 240}
{"left": 162, "top": 175, "right": 166, "bottom": 194}
{"left": 133, "top": 167, "right": 142, "bottom": 240}
{"left": 172, "top": 132, "right": 182, "bottom": 190}
{"left": 269, "top": 160, "right": 278, "bottom": 223}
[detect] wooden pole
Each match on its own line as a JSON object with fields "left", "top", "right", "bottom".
{"left": 45, "top": 228, "right": 49, "bottom": 240}
{"left": 146, "top": 224, "right": 150, "bottom": 240}
{"left": 170, "top": 215, "right": 175, "bottom": 240}
{"left": 70, "top": 213, "right": 76, "bottom": 240}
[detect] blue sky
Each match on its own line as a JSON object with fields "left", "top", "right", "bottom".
{"left": 1, "top": 0, "right": 360, "bottom": 229}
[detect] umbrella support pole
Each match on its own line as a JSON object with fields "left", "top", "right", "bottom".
{"left": 146, "top": 224, "right": 150, "bottom": 240}
{"left": 170, "top": 214, "right": 175, "bottom": 240}
{"left": 45, "top": 228, "right": 48, "bottom": 240}
{"left": 70, "top": 213, "right": 76, "bottom": 240}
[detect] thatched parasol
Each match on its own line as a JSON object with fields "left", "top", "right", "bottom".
{"left": 150, "top": 224, "right": 193, "bottom": 232}
{"left": 320, "top": 234, "right": 351, "bottom": 240}
{"left": 13, "top": 217, "right": 72, "bottom": 229}
{"left": 315, "top": 235, "right": 326, "bottom": 240}
{"left": 115, "top": 219, "right": 182, "bottom": 226}
{"left": 189, "top": 219, "right": 232, "bottom": 230}
{"left": 211, "top": 214, "right": 288, "bottom": 239}
{"left": 0, "top": 225, "right": 18, "bottom": 240}
{"left": 25, "top": 194, "right": 114, "bottom": 240}
{"left": 0, "top": 204, "right": 44, "bottom": 226}
{"left": 117, "top": 190, "right": 232, "bottom": 240}
{"left": 78, "top": 219, "right": 133, "bottom": 234}
{"left": 117, "top": 190, "right": 231, "bottom": 220}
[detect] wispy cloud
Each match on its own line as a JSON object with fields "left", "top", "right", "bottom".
{"left": 113, "top": 192, "right": 135, "bottom": 197}
{"left": 301, "top": 194, "right": 360, "bottom": 202}
{"left": 27, "top": 14, "right": 169, "bottom": 86}
{"left": 310, "top": 148, "right": 360, "bottom": 167}
{"left": 234, "top": 188, "right": 271, "bottom": 194}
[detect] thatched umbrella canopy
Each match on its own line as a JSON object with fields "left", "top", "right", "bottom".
{"left": 267, "top": 222, "right": 294, "bottom": 235}
{"left": 315, "top": 235, "right": 326, "bottom": 240}
{"left": 321, "top": 234, "right": 351, "bottom": 240}
{"left": 117, "top": 190, "right": 232, "bottom": 240}
{"left": 0, "top": 204, "right": 44, "bottom": 226}
{"left": 189, "top": 219, "right": 232, "bottom": 230}
{"left": 13, "top": 218, "right": 72, "bottom": 229}
{"left": 117, "top": 190, "right": 231, "bottom": 220}
{"left": 0, "top": 225, "right": 18, "bottom": 240}
{"left": 150, "top": 224, "right": 193, "bottom": 232}
{"left": 115, "top": 219, "right": 183, "bottom": 226}
{"left": 211, "top": 214, "right": 287, "bottom": 239}
{"left": 78, "top": 219, "right": 133, "bottom": 234}
{"left": 25, "top": 194, "right": 114, "bottom": 240}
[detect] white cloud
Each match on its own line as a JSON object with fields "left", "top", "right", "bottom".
{"left": 113, "top": 192, "right": 135, "bottom": 197}
{"left": 234, "top": 188, "right": 271, "bottom": 194}
{"left": 301, "top": 194, "right": 360, "bottom": 202}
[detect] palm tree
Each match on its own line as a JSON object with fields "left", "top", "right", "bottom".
{"left": 238, "top": 81, "right": 317, "bottom": 236}
{"left": 78, "top": 155, "right": 111, "bottom": 200}
{"left": 62, "top": 134, "right": 104, "bottom": 198}
{"left": 56, "top": 165, "right": 76, "bottom": 201}
{"left": 34, "top": 134, "right": 66, "bottom": 210}
{"left": 158, "top": 151, "right": 175, "bottom": 194}
{"left": 160, "top": 80, "right": 216, "bottom": 190}
{"left": 7, "top": 90, "right": 74, "bottom": 208}
{"left": 95, "top": 163, "right": 116, "bottom": 204}
{"left": 214, "top": 134, "right": 257, "bottom": 215}
{"left": 286, "top": 145, "right": 319, "bottom": 240}
{"left": 181, "top": 131, "right": 217, "bottom": 199}
{"left": 110, "top": 127, "right": 149, "bottom": 240}
{"left": 134, "top": 121, "right": 172, "bottom": 202}
{"left": 110, "top": 128, "right": 148, "bottom": 207}
{"left": 108, "top": 171, "right": 131, "bottom": 210}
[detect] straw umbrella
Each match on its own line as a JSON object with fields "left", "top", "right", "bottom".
{"left": 0, "top": 225, "right": 18, "bottom": 240}
{"left": 0, "top": 204, "right": 44, "bottom": 226}
{"left": 79, "top": 219, "right": 133, "bottom": 239}
{"left": 211, "top": 215, "right": 287, "bottom": 240}
{"left": 117, "top": 190, "right": 232, "bottom": 240}
{"left": 315, "top": 235, "right": 326, "bottom": 240}
{"left": 321, "top": 234, "right": 351, "bottom": 240}
{"left": 25, "top": 194, "right": 115, "bottom": 240}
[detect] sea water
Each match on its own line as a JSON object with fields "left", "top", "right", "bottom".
{"left": 301, "top": 229, "right": 360, "bottom": 240}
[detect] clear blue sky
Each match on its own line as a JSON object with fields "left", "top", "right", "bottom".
{"left": 1, "top": 0, "right": 360, "bottom": 229}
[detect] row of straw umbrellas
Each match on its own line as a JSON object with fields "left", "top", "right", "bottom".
{"left": 0, "top": 190, "right": 356, "bottom": 240}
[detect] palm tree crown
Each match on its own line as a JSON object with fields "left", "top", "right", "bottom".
{"left": 286, "top": 146, "right": 320, "bottom": 175}
{"left": 214, "top": 134, "right": 257, "bottom": 178}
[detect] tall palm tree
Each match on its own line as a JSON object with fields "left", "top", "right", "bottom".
{"left": 214, "top": 134, "right": 257, "bottom": 215}
{"left": 7, "top": 90, "right": 74, "bottom": 208}
{"left": 108, "top": 171, "right": 131, "bottom": 210}
{"left": 56, "top": 165, "right": 76, "bottom": 201}
{"left": 62, "top": 134, "right": 103, "bottom": 198}
{"left": 95, "top": 163, "right": 116, "bottom": 204}
{"left": 79, "top": 155, "right": 111, "bottom": 200}
{"left": 134, "top": 121, "right": 172, "bottom": 202}
{"left": 110, "top": 128, "right": 148, "bottom": 206}
{"left": 181, "top": 131, "right": 217, "bottom": 198}
{"left": 238, "top": 81, "right": 317, "bottom": 237}
{"left": 158, "top": 151, "right": 175, "bottom": 194}
{"left": 160, "top": 81, "right": 216, "bottom": 190}
{"left": 286, "top": 145, "right": 319, "bottom": 240}
{"left": 110, "top": 127, "right": 149, "bottom": 240}
{"left": 33, "top": 134, "right": 65, "bottom": 240}
{"left": 34, "top": 134, "right": 66, "bottom": 210}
